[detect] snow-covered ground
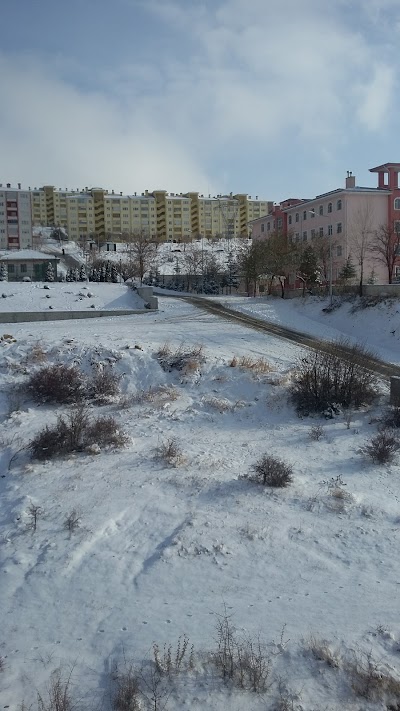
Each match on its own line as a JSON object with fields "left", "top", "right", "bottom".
{"left": 0, "top": 294, "right": 399, "bottom": 710}
{"left": 0, "top": 282, "right": 145, "bottom": 312}
{"left": 216, "top": 294, "right": 400, "bottom": 367}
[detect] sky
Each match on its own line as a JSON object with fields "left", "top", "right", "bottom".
{"left": 1, "top": 0, "right": 399, "bottom": 202}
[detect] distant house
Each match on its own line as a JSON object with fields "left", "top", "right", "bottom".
{"left": 0, "top": 250, "right": 60, "bottom": 281}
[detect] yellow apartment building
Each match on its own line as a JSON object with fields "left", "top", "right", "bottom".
{"left": 29, "top": 185, "right": 271, "bottom": 242}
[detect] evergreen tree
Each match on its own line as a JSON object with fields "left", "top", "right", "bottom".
{"left": 338, "top": 255, "right": 356, "bottom": 286}
{"left": 79, "top": 264, "right": 87, "bottom": 281}
{"left": 105, "top": 261, "right": 112, "bottom": 282}
{"left": 45, "top": 262, "right": 55, "bottom": 282}
{"left": 0, "top": 262, "right": 8, "bottom": 281}
{"left": 297, "top": 246, "right": 320, "bottom": 295}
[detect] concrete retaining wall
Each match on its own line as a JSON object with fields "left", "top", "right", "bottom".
{"left": 136, "top": 286, "right": 158, "bottom": 309}
{"left": 0, "top": 309, "right": 149, "bottom": 324}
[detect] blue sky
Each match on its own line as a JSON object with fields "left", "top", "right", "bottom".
{"left": 1, "top": 0, "right": 399, "bottom": 202}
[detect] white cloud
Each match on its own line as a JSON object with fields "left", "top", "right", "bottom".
{"left": 0, "top": 54, "right": 214, "bottom": 194}
{"left": 0, "top": 0, "right": 398, "bottom": 196}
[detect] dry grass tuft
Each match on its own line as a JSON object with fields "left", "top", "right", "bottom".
{"left": 305, "top": 635, "right": 341, "bottom": 668}
{"left": 231, "top": 355, "right": 273, "bottom": 374}
{"left": 155, "top": 437, "right": 185, "bottom": 466}
{"left": 131, "top": 385, "right": 179, "bottom": 407}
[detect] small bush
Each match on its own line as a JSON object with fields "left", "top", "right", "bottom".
{"left": 156, "top": 343, "right": 205, "bottom": 372}
{"left": 308, "top": 424, "right": 324, "bottom": 441}
{"left": 112, "top": 665, "right": 141, "bottom": 711}
{"left": 384, "top": 406, "right": 400, "bottom": 428}
{"left": 361, "top": 428, "right": 400, "bottom": 464}
{"left": 306, "top": 635, "right": 341, "bottom": 668}
{"left": 64, "top": 510, "right": 81, "bottom": 533}
{"left": 153, "top": 635, "right": 194, "bottom": 677}
{"left": 36, "top": 669, "right": 74, "bottom": 711}
{"left": 211, "top": 609, "right": 271, "bottom": 693}
{"left": 30, "top": 406, "right": 127, "bottom": 460}
{"left": 291, "top": 340, "right": 378, "bottom": 414}
{"left": 247, "top": 454, "right": 293, "bottom": 488}
{"left": 155, "top": 437, "right": 184, "bottom": 466}
{"left": 346, "top": 648, "right": 400, "bottom": 701}
{"left": 89, "top": 367, "right": 121, "bottom": 402}
{"left": 28, "top": 364, "right": 86, "bottom": 404}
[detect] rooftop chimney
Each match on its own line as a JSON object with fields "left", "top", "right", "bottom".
{"left": 346, "top": 171, "right": 355, "bottom": 189}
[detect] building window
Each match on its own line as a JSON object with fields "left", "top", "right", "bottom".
{"left": 303, "top": 210, "right": 307, "bottom": 220}
{"left": 295, "top": 213, "right": 299, "bottom": 222}
{"left": 8, "top": 264, "right": 15, "bottom": 273}
{"left": 302, "top": 231, "right": 307, "bottom": 241}
{"left": 20, "top": 264, "right": 27, "bottom": 273}
{"left": 288, "top": 215, "right": 292, "bottom": 225}
{"left": 310, "top": 210, "right": 315, "bottom": 218}
{"left": 336, "top": 246, "right": 342, "bottom": 257}
{"left": 319, "top": 205, "right": 323, "bottom": 216}
{"left": 319, "top": 227, "right": 324, "bottom": 237}
{"left": 337, "top": 199, "right": 342, "bottom": 210}
{"left": 295, "top": 233, "right": 300, "bottom": 242}
{"left": 327, "top": 202, "right": 332, "bottom": 213}
{"left": 395, "top": 221, "right": 400, "bottom": 234}
{"left": 261, "top": 223, "right": 265, "bottom": 233}
{"left": 267, "top": 222, "right": 271, "bottom": 231}
{"left": 311, "top": 229, "right": 316, "bottom": 240}
{"left": 277, "top": 218, "right": 283, "bottom": 229}
{"left": 337, "top": 222, "right": 342, "bottom": 234}
{"left": 394, "top": 198, "right": 400, "bottom": 210}
{"left": 328, "top": 225, "right": 333, "bottom": 236}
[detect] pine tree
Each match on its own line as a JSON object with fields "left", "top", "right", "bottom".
{"left": 45, "top": 262, "right": 55, "bottom": 282}
{"left": 298, "top": 246, "right": 320, "bottom": 295}
{"left": 339, "top": 255, "right": 356, "bottom": 285}
{"left": 79, "top": 264, "right": 87, "bottom": 281}
{"left": 105, "top": 261, "right": 112, "bottom": 282}
{"left": 0, "top": 262, "right": 8, "bottom": 281}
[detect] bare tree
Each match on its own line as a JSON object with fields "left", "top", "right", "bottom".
{"left": 182, "top": 246, "right": 203, "bottom": 290}
{"left": 349, "top": 201, "right": 375, "bottom": 296}
{"left": 370, "top": 222, "right": 400, "bottom": 284}
{"left": 122, "top": 230, "right": 158, "bottom": 284}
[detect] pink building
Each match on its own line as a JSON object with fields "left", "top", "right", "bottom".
{"left": 251, "top": 164, "right": 400, "bottom": 289}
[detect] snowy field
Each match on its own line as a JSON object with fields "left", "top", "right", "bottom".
{"left": 0, "top": 294, "right": 399, "bottom": 710}
{"left": 0, "top": 282, "right": 145, "bottom": 312}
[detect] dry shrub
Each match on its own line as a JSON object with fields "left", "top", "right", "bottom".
{"left": 27, "top": 341, "right": 48, "bottom": 364}
{"left": 346, "top": 648, "right": 400, "bottom": 701}
{"left": 89, "top": 367, "right": 121, "bottom": 402}
{"left": 30, "top": 406, "right": 127, "bottom": 460}
{"left": 291, "top": 339, "right": 378, "bottom": 414}
{"left": 246, "top": 454, "right": 293, "bottom": 488}
{"left": 36, "top": 668, "right": 75, "bottom": 711}
{"left": 112, "top": 665, "right": 141, "bottom": 711}
{"left": 308, "top": 424, "right": 324, "bottom": 441}
{"left": 153, "top": 635, "right": 194, "bottom": 677}
{"left": 361, "top": 428, "right": 400, "bottom": 464}
{"left": 156, "top": 343, "right": 205, "bottom": 372}
{"left": 155, "top": 437, "right": 184, "bottom": 466}
{"left": 384, "top": 406, "right": 400, "bottom": 429}
{"left": 211, "top": 609, "right": 272, "bottom": 693}
{"left": 28, "top": 364, "right": 86, "bottom": 404}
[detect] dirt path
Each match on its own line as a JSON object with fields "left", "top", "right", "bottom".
{"left": 184, "top": 296, "right": 400, "bottom": 380}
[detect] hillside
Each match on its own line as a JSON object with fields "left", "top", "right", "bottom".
{"left": 0, "top": 292, "right": 399, "bottom": 710}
